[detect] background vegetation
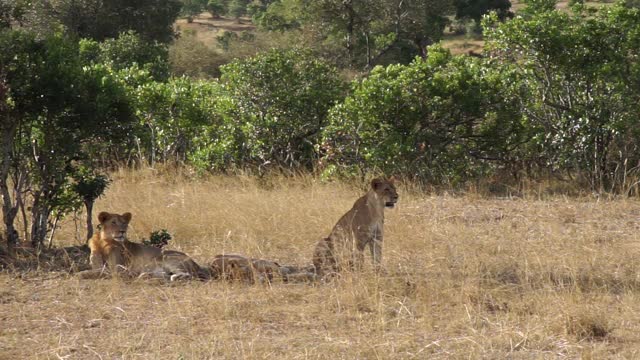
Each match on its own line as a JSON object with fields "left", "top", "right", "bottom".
{"left": 2, "top": 1, "right": 640, "bottom": 358}
{"left": 1, "top": 0, "right": 638, "bottom": 250}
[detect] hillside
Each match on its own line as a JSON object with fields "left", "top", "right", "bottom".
{"left": 172, "top": 1, "right": 615, "bottom": 56}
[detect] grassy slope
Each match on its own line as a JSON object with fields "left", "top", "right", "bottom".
{"left": 173, "top": 1, "right": 614, "bottom": 56}
{"left": 2, "top": 169, "right": 640, "bottom": 358}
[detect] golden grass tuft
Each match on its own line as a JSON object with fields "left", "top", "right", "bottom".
{"left": 2, "top": 168, "right": 640, "bottom": 358}
{"left": 565, "top": 305, "right": 611, "bottom": 341}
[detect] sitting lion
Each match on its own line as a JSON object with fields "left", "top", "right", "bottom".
{"left": 79, "top": 212, "right": 208, "bottom": 281}
{"left": 312, "top": 177, "right": 398, "bottom": 277}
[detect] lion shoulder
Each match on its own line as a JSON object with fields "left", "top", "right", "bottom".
{"left": 88, "top": 232, "right": 119, "bottom": 256}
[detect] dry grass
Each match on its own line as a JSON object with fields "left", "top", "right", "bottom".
{"left": 174, "top": 13, "right": 256, "bottom": 48}
{"left": 2, "top": 168, "right": 640, "bottom": 359}
{"left": 441, "top": 34, "right": 484, "bottom": 56}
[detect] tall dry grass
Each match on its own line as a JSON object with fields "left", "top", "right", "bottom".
{"left": 2, "top": 168, "right": 640, "bottom": 359}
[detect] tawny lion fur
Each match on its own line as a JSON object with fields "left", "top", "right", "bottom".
{"left": 312, "top": 177, "right": 398, "bottom": 276}
{"left": 208, "top": 254, "right": 284, "bottom": 284}
{"left": 79, "top": 212, "right": 207, "bottom": 281}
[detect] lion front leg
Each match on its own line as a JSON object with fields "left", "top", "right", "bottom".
{"left": 105, "top": 249, "right": 135, "bottom": 277}
{"left": 89, "top": 251, "right": 105, "bottom": 270}
{"left": 81, "top": 250, "right": 109, "bottom": 279}
{"left": 370, "top": 238, "right": 382, "bottom": 266}
{"left": 370, "top": 239, "right": 385, "bottom": 274}
{"left": 369, "top": 226, "right": 384, "bottom": 273}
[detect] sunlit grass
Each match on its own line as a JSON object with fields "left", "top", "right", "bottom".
{"left": 2, "top": 168, "right": 640, "bottom": 358}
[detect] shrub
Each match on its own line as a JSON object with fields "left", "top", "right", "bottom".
{"left": 217, "top": 48, "right": 347, "bottom": 170}
{"left": 142, "top": 229, "right": 172, "bottom": 249}
{"left": 321, "top": 46, "right": 522, "bottom": 184}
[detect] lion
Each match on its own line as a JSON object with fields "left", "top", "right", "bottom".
{"left": 312, "top": 177, "right": 398, "bottom": 277}
{"left": 79, "top": 212, "right": 208, "bottom": 281}
{"left": 208, "top": 254, "right": 284, "bottom": 284}
{"left": 279, "top": 264, "right": 317, "bottom": 283}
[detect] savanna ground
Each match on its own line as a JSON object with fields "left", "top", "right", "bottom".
{"left": 2, "top": 169, "right": 640, "bottom": 359}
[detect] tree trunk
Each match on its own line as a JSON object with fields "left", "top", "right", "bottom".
{"left": 344, "top": 0, "right": 355, "bottom": 65}
{"left": 0, "top": 118, "right": 18, "bottom": 257}
{"left": 415, "top": 37, "right": 432, "bottom": 59}
{"left": 30, "top": 190, "right": 48, "bottom": 248}
{"left": 47, "top": 214, "right": 60, "bottom": 249}
{"left": 85, "top": 199, "right": 94, "bottom": 242}
{"left": 30, "top": 119, "right": 58, "bottom": 249}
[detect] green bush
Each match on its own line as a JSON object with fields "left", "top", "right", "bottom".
{"left": 131, "top": 77, "right": 225, "bottom": 165}
{"left": 216, "top": 48, "right": 347, "bottom": 170}
{"left": 321, "top": 46, "right": 522, "bottom": 184}
{"left": 80, "top": 31, "right": 170, "bottom": 81}
{"left": 484, "top": 4, "right": 640, "bottom": 191}
{"left": 142, "top": 229, "right": 172, "bottom": 249}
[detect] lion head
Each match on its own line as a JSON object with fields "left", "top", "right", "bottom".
{"left": 371, "top": 177, "right": 399, "bottom": 208}
{"left": 97, "top": 211, "right": 132, "bottom": 243}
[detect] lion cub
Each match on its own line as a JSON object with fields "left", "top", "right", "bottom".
{"left": 312, "top": 177, "right": 398, "bottom": 276}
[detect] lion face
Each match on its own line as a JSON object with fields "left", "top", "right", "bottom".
{"left": 97, "top": 211, "right": 132, "bottom": 243}
{"left": 371, "top": 177, "right": 399, "bottom": 208}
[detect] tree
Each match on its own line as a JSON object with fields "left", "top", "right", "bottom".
{"left": 207, "top": 0, "right": 228, "bottom": 17}
{"left": 181, "top": 0, "right": 207, "bottom": 22}
{"left": 453, "top": 0, "right": 513, "bottom": 24}
{"left": 25, "top": 0, "right": 182, "bottom": 43}
{"left": 218, "top": 48, "right": 347, "bottom": 169}
{"left": 0, "top": 0, "right": 28, "bottom": 29}
{"left": 0, "top": 30, "right": 136, "bottom": 249}
{"left": 385, "top": 0, "right": 453, "bottom": 60}
{"left": 131, "top": 77, "right": 223, "bottom": 166}
{"left": 80, "top": 31, "right": 170, "bottom": 81}
{"left": 484, "top": 4, "right": 640, "bottom": 192}
{"left": 228, "top": 0, "right": 249, "bottom": 19}
{"left": 519, "top": 0, "right": 557, "bottom": 15}
{"left": 266, "top": 0, "right": 454, "bottom": 69}
{"left": 321, "top": 46, "right": 522, "bottom": 183}
{"left": 254, "top": 0, "right": 302, "bottom": 30}
{"left": 71, "top": 167, "right": 110, "bottom": 242}
{"left": 0, "top": 72, "right": 17, "bottom": 255}
{"left": 0, "top": 30, "right": 43, "bottom": 254}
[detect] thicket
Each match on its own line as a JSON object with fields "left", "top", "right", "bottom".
{"left": 1, "top": 1, "right": 640, "bottom": 251}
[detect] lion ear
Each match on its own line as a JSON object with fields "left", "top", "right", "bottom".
{"left": 98, "top": 212, "right": 111, "bottom": 224}
{"left": 371, "top": 178, "right": 383, "bottom": 190}
{"left": 388, "top": 176, "right": 396, "bottom": 184}
{"left": 122, "top": 212, "right": 132, "bottom": 223}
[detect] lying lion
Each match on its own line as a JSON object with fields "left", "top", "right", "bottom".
{"left": 312, "top": 177, "right": 398, "bottom": 277}
{"left": 78, "top": 212, "right": 316, "bottom": 284}
{"left": 78, "top": 212, "right": 208, "bottom": 281}
{"left": 209, "top": 254, "right": 285, "bottom": 284}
